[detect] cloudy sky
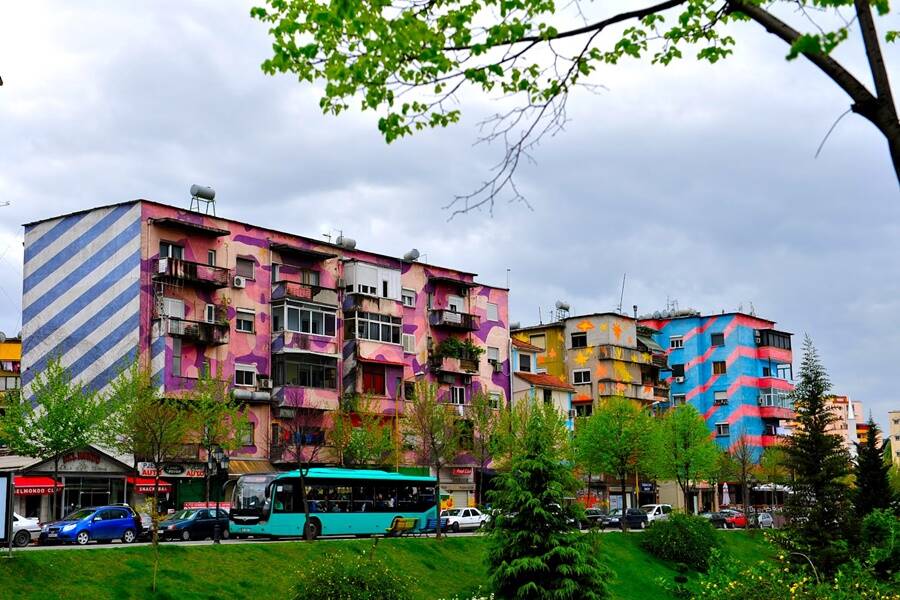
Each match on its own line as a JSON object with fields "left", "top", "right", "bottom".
{"left": 1, "top": 2, "right": 897, "bottom": 428}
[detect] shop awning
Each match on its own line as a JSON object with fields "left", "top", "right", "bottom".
{"left": 126, "top": 476, "right": 172, "bottom": 494}
{"left": 227, "top": 460, "right": 276, "bottom": 475}
{"left": 357, "top": 356, "right": 405, "bottom": 367}
{"left": 14, "top": 476, "right": 64, "bottom": 496}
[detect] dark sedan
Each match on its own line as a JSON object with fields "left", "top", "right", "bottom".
{"left": 580, "top": 508, "right": 608, "bottom": 529}
{"left": 699, "top": 511, "right": 728, "bottom": 528}
{"left": 159, "top": 508, "right": 229, "bottom": 541}
{"left": 604, "top": 508, "right": 649, "bottom": 530}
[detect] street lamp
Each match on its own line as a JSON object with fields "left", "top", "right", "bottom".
{"left": 207, "top": 446, "right": 230, "bottom": 544}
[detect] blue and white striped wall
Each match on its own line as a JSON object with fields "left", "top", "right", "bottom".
{"left": 21, "top": 202, "right": 142, "bottom": 402}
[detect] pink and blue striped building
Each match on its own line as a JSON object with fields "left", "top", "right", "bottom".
{"left": 639, "top": 311, "right": 795, "bottom": 455}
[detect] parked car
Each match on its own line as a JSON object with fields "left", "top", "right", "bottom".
{"left": 110, "top": 503, "right": 145, "bottom": 537}
{"left": 720, "top": 509, "right": 747, "bottom": 529}
{"left": 750, "top": 512, "right": 774, "bottom": 529}
{"left": 640, "top": 504, "right": 673, "bottom": 524}
{"left": 580, "top": 508, "right": 608, "bottom": 529}
{"left": 12, "top": 513, "right": 41, "bottom": 547}
{"left": 159, "top": 508, "right": 230, "bottom": 541}
{"left": 604, "top": 508, "right": 649, "bottom": 530}
{"left": 699, "top": 511, "right": 728, "bottom": 528}
{"left": 441, "top": 507, "right": 489, "bottom": 532}
{"left": 39, "top": 506, "right": 140, "bottom": 545}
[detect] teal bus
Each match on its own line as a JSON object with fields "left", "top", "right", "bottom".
{"left": 228, "top": 468, "right": 438, "bottom": 539}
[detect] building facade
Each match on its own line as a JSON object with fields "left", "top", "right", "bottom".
{"left": 0, "top": 335, "right": 21, "bottom": 419}
{"left": 639, "top": 310, "right": 795, "bottom": 455}
{"left": 889, "top": 410, "right": 900, "bottom": 466}
{"left": 511, "top": 338, "right": 575, "bottom": 429}
{"left": 20, "top": 200, "right": 510, "bottom": 507}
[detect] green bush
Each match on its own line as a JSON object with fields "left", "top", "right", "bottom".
{"left": 860, "top": 509, "right": 900, "bottom": 581}
{"left": 640, "top": 513, "right": 720, "bottom": 571}
{"left": 292, "top": 549, "right": 412, "bottom": 600}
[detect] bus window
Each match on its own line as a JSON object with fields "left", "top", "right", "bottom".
{"left": 419, "top": 486, "right": 436, "bottom": 511}
{"left": 306, "top": 485, "right": 331, "bottom": 513}
{"left": 332, "top": 486, "right": 352, "bottom": 513}
{"left": 374, "top": 485, "right": 396, "bottom": 512}
{"left": 397, "top": 485, "right": 418, "bottom": 511}
{"left": 352, "top": 484, "right": 373, "bottom": 512}
{"left": 273, "top": 483, "right": 298, "bottom": 513}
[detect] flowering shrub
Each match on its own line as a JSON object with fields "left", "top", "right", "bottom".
{"left": 291, "top": 550, "right": 412, "bottom": 600}
{"left": 693, "top": 550, "right": 900, "bottom": 600}
{"left": 640, "top": 512, "right": 720, "bottom": 571}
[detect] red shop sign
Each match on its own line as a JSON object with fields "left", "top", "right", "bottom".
{"left": 451, "top": 468, "right": 473, "bottom": 476}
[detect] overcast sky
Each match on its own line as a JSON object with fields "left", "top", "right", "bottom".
{"left": 1, "top": 2, "right": 897, "bottom": 429}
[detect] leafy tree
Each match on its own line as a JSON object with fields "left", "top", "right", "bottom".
{"left": 575, "top": 396, "right": 654, "bottom": 529}
{"left": 647, "top": 404, "right": 718, "bottom": 513}
{"left": 403, "top": 381, "right": 459, "bottom": 539}
{"left": 107, "top": 360, "right": 195, "bottom": 592}
{"left": 853, "top": 417, "right": 893, "bottom": 517}
{"left": 0, "top": 357, "right": 115, "bottom": 520}
{"left": 782, "top": 335, "right": 853, "bottom": 574}
{"left": 464, "top": 389, "right": 502, "bottom": 505}
{"left": 487, "top": 403, "right": 608, "bottom": 599}
{"left": 730, "top": 431, "right": 757, "bottom": 518}
{"left": 188, "top": 366, "right": 250, "bottom": 503}
{"left": 251, "top": 0, "right": 900, "bottom": 209}
{"left": 330, "top": 394, "right": 397, "bottom": 468}
{"left": 758, "top": 445, "right": 789, "bottom": 507}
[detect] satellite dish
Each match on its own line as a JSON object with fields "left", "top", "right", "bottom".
{"left": 190, "top": 184, "right": 215, "bottom": 201}
{"left": 403, "top": 248, "right": 420, "bottom": 262}
{"left": 0, "top": 331, "right": 6, "bottom": 343}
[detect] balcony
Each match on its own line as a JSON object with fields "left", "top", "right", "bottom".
{"left": 152, "top": 257, "right": 230, "bottom": 288}
{"left": 596, "top": 380, "right": 655, "bottom": 403}
{"left": 429, "top": 354, "right": 480, "bottom": 374}
{"left": 429, "top": 309, "right": 480, "bottom": 331}
{"left": 651, "top": 354, "right": 668, "bottom": 368}
{"left": 271, "top": 281, "right": 339, "bottom": 306}
{"left": 165, "top": 318, "right": 229, "bottom": 346}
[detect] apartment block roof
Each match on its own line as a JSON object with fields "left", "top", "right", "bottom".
{"left": 515, "top": 371, "right": 575, "bottom": 392}
{"left": 512, "top": 338, "right": 544, "bottom": 352}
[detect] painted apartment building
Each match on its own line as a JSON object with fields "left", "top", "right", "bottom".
{"left": 639, "top": 310, "right": 795, "bottom": 454}
{"left": 0, "top": 335, "right": 22, "bottom": 436}
{"left": 823, "top": 395, "right": 881, "bottom": 456}
{"left": 511, "top": 338, "right": 575, "bottom": 430}
{"left": 19, "top": 200, "right": 510, "bottom": 508}
{"left": 513, "top": 312, "right": 669, "bottom": 418}
{"left": 889, "top": 410, "right": 900, "bottom": 466}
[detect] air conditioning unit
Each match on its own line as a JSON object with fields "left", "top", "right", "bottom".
{"left": 674, "top": 376, "right": 685, "bottom": 384}
{"left": 233, "top": 275, "right": 247, "bottom": 289}
{"left": 257, "top": 377, "right": 273, "bottom": 390}
{"left": 439, "top": 373, "right": 456, "bottom": 385}
{"left": 490, "top": 360, "right": 503, "bottom": 373}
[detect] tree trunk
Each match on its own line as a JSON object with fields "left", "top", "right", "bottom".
{"left": 620, "top": 474, "right": 627, "bottom": 532}
{"left": 204, "top": 463, "right": 211, "bottom": 504}
{"left": 434, "top": 461, "right": 443, "bottom": 540}
{"left": 53, "top": 455, "right": 61, "bottom": 520}
{"left": 152, "top": 467, "right": 161, "bottom": 593}
{"left": 299, "top": 464, "right": 313, "bottom": 540}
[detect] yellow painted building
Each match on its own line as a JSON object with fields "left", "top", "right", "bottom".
{"left": 0, "top": 336, "right": 22, "bottom": 409}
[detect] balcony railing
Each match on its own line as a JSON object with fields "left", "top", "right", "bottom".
{"left": 651, "top": 354, "right": 668, "bottom": 368}
{"left": 271, "top": 281, "right": 339, "bottom": 305}
{"left": 758, "top": 392, "right": 794, "bottom": 410}
{"left": 429, "top": 354, "right": 480, "bottom": 373}
{"left": 429, "top": 309, "right": 481, "bottom": 331}
{"left": 166, "top": 318, "right": 229, "bottom": 346}
{"left": 152, "top": 257, "right": 230, "bottom": 288}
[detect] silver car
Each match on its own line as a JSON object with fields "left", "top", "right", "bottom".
{"left": 12, "top": 513, "right": 41, "bottom": 547}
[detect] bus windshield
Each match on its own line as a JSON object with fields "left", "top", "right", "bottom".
{"left": 233, "top": 474, "right": 277, "bottom": 512}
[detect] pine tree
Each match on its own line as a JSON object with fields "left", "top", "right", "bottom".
{"left": 853, "top": 417, "right": 893, "bottom": 517}
{"left": 782, "top": 336, "right": 853, "bottom": 574}
{"left": 487, "top": 404, "right": 608, "bottom": 599}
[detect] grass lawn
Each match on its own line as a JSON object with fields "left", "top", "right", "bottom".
{"left": 0, "top": 531, "right": 774, "bottom": 599}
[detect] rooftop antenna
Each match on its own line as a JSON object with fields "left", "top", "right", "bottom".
{"left": 322, "top": 233, "right": 333, "bottom": 243}
{"left": 616, "top": 273, "right": 626, "bottom": 313}
{"left": 538, "top": 306, "right": 543, "bottom": 325}
{"left": 749, "top": 301, "right": 756, "bottom": 316}
{"left": 506, "top": 268, "right": 510, "bottom": 289}
{"left": 189, "top": 184, "right": 216, "bottom": 215}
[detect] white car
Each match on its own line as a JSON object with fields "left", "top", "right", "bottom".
{"left": 12, "top": 513, "right": 41, "bottom": 547}
{"left": 640, "top": 504, "right": 673, "bottom": 523}
{"left": 441, "top": 507, "right": 489, "bottom": 532}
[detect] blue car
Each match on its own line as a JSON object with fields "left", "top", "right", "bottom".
{"left": 39, "top": 506, "right": 140, "bottom": 545}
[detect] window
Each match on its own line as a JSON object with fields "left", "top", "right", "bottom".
{"left": 401, "top": 289, "right": 416, "bottom": 307}
{"left": 671, "top": 364, "right": 685, "bottom": 378}
{"left": 543, "top": 388, "right": 553, "bottom": 405}
{"left": 402, "top": 333, "right": 415, "bottom": 354}
{"left": 271, "top": 263, "right": 281, "bottom": 283}
{"left": 239, "top": 422, "right": 255, "bottom": 446}
{"left": 571, "top": 332, "right": 587, "bottom": 349}
{"left": 715, "top": 422, "right": 730, "bottom": 437}
{"left": 450, "top": 386, "right": 465, "bottom": 405}
{"left": 362, "top": 364, "right": 386, "bottom": 395}
{"left": 776, "top": 364, "right": 793, "bottom": 380}
{"left": 274, "top": 355, "right": 337, "bottom": 389}
{"left": 235, "top": 257, "right": 255, "bottom": 279}
{"left": 713, "top": 361, "right": 727, "bottom": 375}
{"left": 344, "top": 262, "right": 399, "bottom": 299}
{"left": 572, "top": 369, "right": 591, "bottom": 385}
{"left": 404, "top": 381, "right": 416, "bottom": 401}
{"left": 159, "top": 242, "right": 183, "bottom": 260}
{"left": 764, "top": 423, "right": 777, "bottom": 436}
{"left": 672, "top": 394, "right": 686, "bottom": 406}
{"left": 529, "top": 335, "right": 546, "bottom": 350}
{"left": 172, "top": 338, "right": 182, "bottom": 377}
{"left": 489, "top": 392, "right": 501, "bottom": 409}
{"left": 236, "top": 309, "right": 255, "bottom": 333}
{"left": 272, "top": 302, "right": 337, "bottom": 337}
{"left": 348, "top": 311, "right": 402, "bottom": 344}
{"left": 162, "top": 297, "right": 185, "bottom": 319}
{"left": 710, "top": 332, "right": 725, "bottom": 347}
{"left": 487, "top": 302, "right": 499, "bottom": 321}
{"left": 574, "top": 404, "right": 593, "bottom": 417}
{"left": 487, "top": 346, "right": 500, "bottom": 363}
{"left": 669, "top": 336, "right": 683, "bottom": 349}
{"left": 205, "top": 304, "right": 215, "bottom": 323}
{"left": 235, "top": 364, "right": 255, "bottom": 387}
{"left": 207, "top": 249, "right": 216, "bottom": 267}
{"left": 301, "top": 270, "right": 320, "bottom": 286}
{"left": 0, "top": 376, "right": 20, "bottom": 391}
{"left": 518, "top": 353, "right": 532, "bottom": 373}
{"left": 714, "top": 391, "right": 728, "bottom": 405}
{"left": 447, "top": 295, "right": 464, "bottom": 312}
{"left": 762, "top": 367, "right": 771, "bottom": 377}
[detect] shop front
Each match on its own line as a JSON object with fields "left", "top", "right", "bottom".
{"left": 137, "top": 462, "right": 205, "bottom": 511}
{"left": 440, "top": 466, "right": 476, "bottom": 509}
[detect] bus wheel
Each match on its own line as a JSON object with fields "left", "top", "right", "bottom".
{"left": 305, "top": 519, "right": 320, "bottom": 541}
